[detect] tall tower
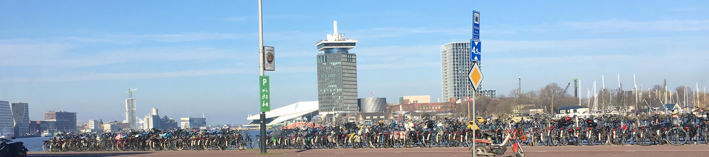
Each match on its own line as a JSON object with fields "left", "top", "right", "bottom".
{"left": 10, "top": 102, "right": 29, "bottom": 137}
{"left": 125, "top": 88, "right": 137, "bottom": 129}
{"left": 0, "top": 101, "right": 14, "bottom": 138}
{"left": 441, "top": 42, "right": 473, "bottom": 100}
{"left": 316, "top": 21, "right": 359, "bottom": 115}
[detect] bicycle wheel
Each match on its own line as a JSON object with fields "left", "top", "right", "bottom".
{"left": 667, "top": 128, "right": 688, "bottom": 146}
{"left": 704, "top": 128, "right": 709, "bottom": 145}
{"left": 587, "top": 134, "right": 596, "bottom": 146}
{"left": 637, "top": 133, "right": 652, "bottom": 146}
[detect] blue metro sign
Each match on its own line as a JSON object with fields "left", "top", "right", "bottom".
{"left": 470, "top": 39, "right": 481, "bottom": 62}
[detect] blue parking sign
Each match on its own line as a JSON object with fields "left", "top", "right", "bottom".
{"left": 470, "top": 39, "right": 481, "bottom": 62}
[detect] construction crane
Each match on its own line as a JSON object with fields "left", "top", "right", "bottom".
{"left": 563, "top": 82, "right": 571, "bottom": 95}
{"left": 127, "top": 88, "right": 137, "bottom": 98}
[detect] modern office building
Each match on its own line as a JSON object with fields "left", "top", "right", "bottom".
{"left": 180, "top": 117, "right": 206, "bottom": 129}
{"left": 316, "top": 21, "right": 359, "bottom": 115}
{"left": 159, "top": 116, "right": 179, "bottom": 130}
{"left": 143, "top": 108, "right": 160, "bottom": 130}
{"left": 10, "top": 102, "right": 30, "bottom": 137}
{"left": 125, "top": 90, "right": 137, "bottom": 129}
{"left": 45, "top": 111, "right": 77, "bottom": 133}
{"left": 441, "top": 42, "right": 475, "bottom": 100}
{"left": 0, "top": 101, "right": 14, "bottom": 137}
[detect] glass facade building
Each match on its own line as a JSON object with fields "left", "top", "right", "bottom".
{"left": 0, "top": 101, "right": 14, "bottom": 137}
{"left": 316, "top": 21, "right": 359, "bottom": 114}
{"left": 10, "top": 102, "right": 29, "bottom": 137}
{"left": 44, "top": 111, "right": 77, "bottom": 133}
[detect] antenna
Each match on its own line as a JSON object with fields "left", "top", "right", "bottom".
{"left": 587, "top": 88, "right": 591, "bottom": 107}
{"left": 633, "top": 74, "right": 637, "bottom": 90}
{"left": 696, "top": 83, "right": 700, "bottom": 109}
{"left": 601, "top": 74, "right": 606, "bottom": 90}
{"left": 127, "top": 88, "right": 138, "bottom": 98}
{"left": 593, "top": 80, "right": 598, "bottom": 113}
{"left": 578, "top": 79, "right": 581, "bottom": 106}
{"left": 617, "top": 73, "right": 621, "bottom": 89}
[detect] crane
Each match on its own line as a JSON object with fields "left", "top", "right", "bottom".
{"left": 563, "top": 82, "right": 571, "bottom": 95}
{"left": 127, "top": 88, "right": 138, "bottom": 98}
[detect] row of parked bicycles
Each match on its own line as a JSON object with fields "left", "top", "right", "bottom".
{"left": 263, "top": 113, "right": 709, "bottom": 150}
{"left": 516, "top": 114, "right": 709, "bottom": 146}
{"left": 43, "top": 129, "right": 252, "bottom": 152}
{"left": 42, "top": 112, "right": 709, "bottom": 153}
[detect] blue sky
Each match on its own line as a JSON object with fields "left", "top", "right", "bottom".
{"left": 1, "top": 0, "right": 708, "bottom": 125}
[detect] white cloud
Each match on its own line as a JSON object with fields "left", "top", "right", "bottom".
{"left": 2, "top": 68, "right": 246, "bottom": 82}
{"left": 0, "top": 45, "right": 242, "bottom": 68}
{"left": 65, "top": 32, "right": 249, "bottom": 44}
{"left": 0, "top": 43, "right": 73, "bottom": 58}
{"left": 360, "top": 62, "right": 439, "bottom": 70}
{"left": 563, "top": 19, "right": 709, "bottom": 32}
{"left": 349, "top": 27, "right": 468, "bottom": 39}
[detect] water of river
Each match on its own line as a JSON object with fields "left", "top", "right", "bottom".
{"left": 9, "top": 136, "right": 50, "bottom": 152}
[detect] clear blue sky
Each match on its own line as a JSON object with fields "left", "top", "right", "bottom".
{"left": 1, "top": 0, "right": 708, "bottom": 125}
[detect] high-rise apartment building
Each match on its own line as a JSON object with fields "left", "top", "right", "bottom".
{"left": 440, "top": 43, "right": 495, "bottom": 99}
{"left": 0, "top": 101, "right": 14, "bottom": 137}
{"left": 125, "top": 89, "right": 137, "bottom": 129}
{"left": 10, "top": 102, "right": 29, "bottom": 137}
{"left": 441, "top": 42, "right": 475, "bottom": 100}
{"left": 316, "top": 21, "right": 359, "bottom": 114}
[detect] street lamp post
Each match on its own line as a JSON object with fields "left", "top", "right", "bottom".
{"left": 258, "top": 0, "right": 266, "bottom": 154}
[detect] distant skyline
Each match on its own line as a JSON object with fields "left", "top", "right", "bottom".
{"left": 1, "top": 0, "right": 708, "bottom": 124}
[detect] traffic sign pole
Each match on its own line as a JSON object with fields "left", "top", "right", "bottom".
{"left": 471, "top": 10, "right": 481, "bottom": 157}
{"left": 469, "top": 63, "right": 483, "bottom": 157}
{"left": 472, "top": 80, "right": 476, "bottom": 157}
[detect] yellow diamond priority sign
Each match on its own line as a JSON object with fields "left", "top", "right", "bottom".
{"left": 469, "top": 63, "right": 483, "bottom": 91}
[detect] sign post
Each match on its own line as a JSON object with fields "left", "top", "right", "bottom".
{"left": 470, "top": 10, "right": 481, "bottom": 157}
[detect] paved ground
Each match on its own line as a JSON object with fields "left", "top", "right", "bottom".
{"left": 29, "top": 145, "right": 709, "bottom": 157}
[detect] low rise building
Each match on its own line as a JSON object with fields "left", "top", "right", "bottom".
{"left": 180, "top": 117, "right": 206, "bottom": 130}
{"left": 555, "top": 105, "right": 591, "bottom": 119}
{"left": 388, "top": 99, "right": 457, "bottom": 120}
{"left": 399, "top": 95, "right": 430, "bottom": 103}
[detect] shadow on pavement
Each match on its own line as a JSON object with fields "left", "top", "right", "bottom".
{"left": 29, "top": 152, "right": 152, "bottom": 157}
{"left": 296, "top": 148, "right": 310, "bottom": 153}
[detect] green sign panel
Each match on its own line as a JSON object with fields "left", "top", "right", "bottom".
{"left": 259, "top": 76, "right": 270, "bottom": 112}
